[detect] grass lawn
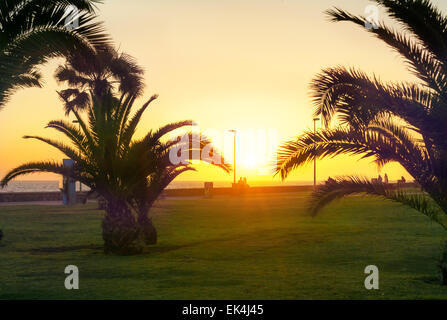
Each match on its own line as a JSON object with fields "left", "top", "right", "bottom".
{"left": 0, "top": 192, "right": 446, "bottom": 300}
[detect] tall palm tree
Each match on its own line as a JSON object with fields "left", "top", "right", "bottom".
{"left": 0, "top": 0, "right": 109, "bottom": 108}
{"left": 276, "top": 0, "right": 447, "bottom": 282}
{"left": 0, "top": 91, "right": 230, "bottom": 254}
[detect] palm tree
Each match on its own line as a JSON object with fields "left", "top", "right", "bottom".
{"left": 0, "top": 0, "right": 109, "bottom": 108}
{"left": 55, "top": 45, "right": 144, "bottom": 114}
{"left": 276, "top": 0, "right": 447, "bottom": 282}
{"left": 1, "top": 46, "right": 230, "bottom": 254}
{"left": 0, "top": 90, "right": 230, "bottom": 254}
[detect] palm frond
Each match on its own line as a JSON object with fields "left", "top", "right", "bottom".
{"left": 310, "top": 67, "right": 447, "bottom": 150}
{"left": 309, "top": 176, "right": 447, "bottom": 229}
{"left": 23, "top": 135, "right": 84, "bottom": 164}
{"left": 0, "top": 0, "right": 110, "bottom": 108}
{"left": 119, "top": 95, "right": 159, "bottom": 147}
{"left": 374, "top": 0, "right": 447, "bottom": 63}
{"left": 326, "top": 7, "right": 447, "bottom": 96}
{"left": 45, "top": 120, "right": 90, "bottom": 155}
{"left": 1, "top": 161, "right": 71, "bottom": 188}
{"left": 276, "top": 121, "right": 430, "bottom": 182}
{"left": 145, "top": 120, "right": 194, "bottom": 144}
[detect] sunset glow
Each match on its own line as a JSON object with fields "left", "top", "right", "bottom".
{"left": 3, "top": 0, "right": 447, "bottom": 303}
{"left": 2, "top": 0, "right": 446, "bottom": 184}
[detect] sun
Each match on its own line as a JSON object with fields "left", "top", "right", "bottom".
{"left": 242, "top": 155, "right": 258, "bottom": 169}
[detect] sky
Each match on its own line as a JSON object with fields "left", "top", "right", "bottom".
{"left": 1, "top": 0, "right": 447, "bottom": 185}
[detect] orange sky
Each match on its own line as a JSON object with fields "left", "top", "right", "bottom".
{"left": 1, "top": 0, "right": 446, "bottom": 185}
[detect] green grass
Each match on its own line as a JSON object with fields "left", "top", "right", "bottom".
{"left": 0, "top": 192, "right": 446, "bottom": 299}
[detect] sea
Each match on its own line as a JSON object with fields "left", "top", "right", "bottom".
{"left": 0, "top": 180, "right": 313, "bottom": 193}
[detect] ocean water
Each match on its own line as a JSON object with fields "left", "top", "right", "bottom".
{"left": 0, "top": 180, "right": 311, "bottom": 193}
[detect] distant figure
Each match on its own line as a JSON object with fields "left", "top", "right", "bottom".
{"left": 237, "top": 177, "right": 249, "bottom": 187}
{"left": 377, "top": 175, "right": 383, "bottom": 183}
{"left": 397, "top": 176, "right": 407, "bottom": 188}
{"left": 384, "top": 174, "right": 389, "bottom": 184}
{"left": 233, "top": 177, "right": 249, "bottom": 194}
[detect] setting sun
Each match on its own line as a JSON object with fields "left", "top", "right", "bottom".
{"left": 242, "top": 155, "right": 258, "bottom": 169}
{"left": 2, "top": 0, "right": 447, "bottom": 304}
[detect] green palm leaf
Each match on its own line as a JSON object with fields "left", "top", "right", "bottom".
{"left": 309, "top": 176, "right": 447, "bottom": 229}
{"left": 278, "top": 1, "right": 447, "bottom": 240}
{"left": 0, "top": 0, "right": 110, "bottom": 108}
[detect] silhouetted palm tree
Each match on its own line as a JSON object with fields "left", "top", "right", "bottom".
{"left": 0, "top": 91, "right": 230, "bottom": 254}
{"left": 1, "top": 47, "right": 230, "bottom": 254}
{"left": 276, "top": 0, "right": 447, "bottom": 281}
{"left": 55, "top": 45, "right": 144, "bottom": 114}
{"left": 0, "top": 0, "right": 109, "bottom": 107}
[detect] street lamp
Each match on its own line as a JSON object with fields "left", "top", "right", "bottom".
{"left": 72, "top": 120, "right": 82, "bottom": 192}
{"left": 229, "top": 130, "right": 237, "bottom": 185}
{"left": 313, "top": 118, "right": 320, "bottom": 188}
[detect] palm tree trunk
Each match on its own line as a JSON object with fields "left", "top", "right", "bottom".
{"left": 102, "top": 200, "right": 143, "bottom": 255}
{"left": 137, "top": 200, "right": 157, "bottom": 245}
{"left": 138, "top": 214, "right": 157, "bottom": 245}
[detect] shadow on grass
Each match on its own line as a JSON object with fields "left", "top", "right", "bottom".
{"left": 24, "top": 239, "right": 228, "bottom": 256}
{"left": 45, "top": 206, "right": 103, "bottom": 213}
{"left": 414, "top": 276, "right": 440, "bottom": 284}
{"left": 23, "top": 243, "right": 192, "bottom": 255}
{"left": 22, "top": 226, "right": 295, "bottom": 256}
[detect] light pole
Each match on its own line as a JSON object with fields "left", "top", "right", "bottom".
{"left": 313, "top": 118, "right": 320, "bottom": 188}
{"left": 229, "top": 130, "right": 237, "bottom": 185}
{"left": 72, "top": 120, "right": 82, "bottom": 192}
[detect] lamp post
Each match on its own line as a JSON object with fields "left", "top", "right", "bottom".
{"left": 72, "top": 120, "right": 82, "bottom": 192}
{"left": 229, "top": 130, "right": 237, "bottom": 185}
{"left": 313, "top": 118, "right": 320, "bottom": 188}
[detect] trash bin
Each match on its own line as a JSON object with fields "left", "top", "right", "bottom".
{"left": 204, "top": 182, "right": 213, "bottom": 198}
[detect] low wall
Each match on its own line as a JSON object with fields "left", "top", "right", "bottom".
{"left": 0, "top": 192, "right": 89, "bottom": 203}
{"left": 0, "top": 186, "right": 313, "bottom": 203}
{"left": 0, "top": 183, "right": 420, "bottom": 202}
{"left": 164, "top": 185, "right": 315, "bottom": 197}
{"left": 163, "top": 183, "right": 418, "bottom": 197}
{"left": 0, "top": 192, "right": 62, "bottom": 202}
